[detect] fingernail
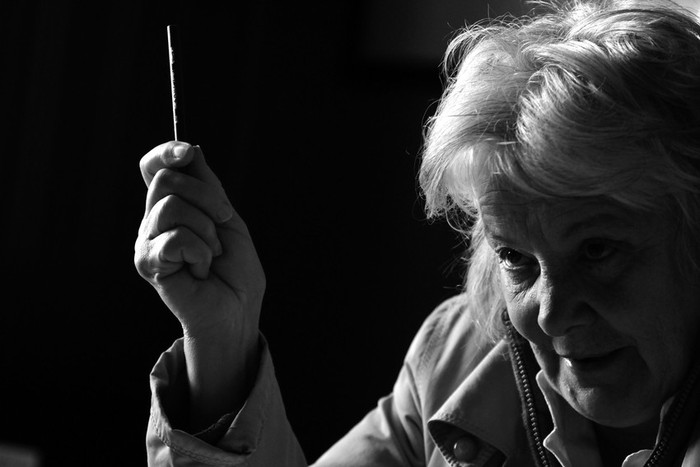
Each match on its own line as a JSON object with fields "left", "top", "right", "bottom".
{"left": 172, "top": 143, "right": 192, "bottom": 161}
{"left": 217, "top": 204, "right": 234, "bottom": 222}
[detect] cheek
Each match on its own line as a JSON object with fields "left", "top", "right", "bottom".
{"left": 499, "top": 272, "right": 542, "bottom": 341}
{"left": 611, "top": 263, "right": 696, "bottom": 349}
{"left": 598, "top": 263, "right": 700, "bottom": 393}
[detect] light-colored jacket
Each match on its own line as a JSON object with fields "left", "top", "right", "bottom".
{"left": 146, "top": 296, "right": 700, "bottom": 466}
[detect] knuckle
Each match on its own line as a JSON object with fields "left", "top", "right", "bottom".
{"left": 156, "top": 230, "right": 179, "bottom": 257}
{"left": 137, "top": 216, "right": 149, "bottom": 237}
{"left": 133, "top": 242, "right": 154, "bottom": 279}
{"left": 139, "top": 154, "right": 149, "bottom": 173}
{"left": 157, "top": 193, "right": 183, "bottom": 215}
{"left": 161, "top": 228, "right": 196, "bottom": 255}
{"left": 151, "top": 168, "right": 183, "bottom": 192}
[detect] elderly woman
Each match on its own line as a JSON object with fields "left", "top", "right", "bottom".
{"left": 135, "top": 0, "right": 700, "bottom": 465}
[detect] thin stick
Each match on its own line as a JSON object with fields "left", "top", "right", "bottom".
{"left": 167, "top": 24, "right": 187, "bottom": 141}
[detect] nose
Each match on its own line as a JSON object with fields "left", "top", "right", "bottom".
{"left": 536, "top": 267, "right": 596, "bottom": 337}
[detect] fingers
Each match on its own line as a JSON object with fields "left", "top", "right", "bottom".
{"left": 141, "top": 195, "right": 223, "bottom": 256}
{"left": 136, "top": 141, "right": 243, "bottom": 285}
{"left": 145, "top": 167, "right": 233, "bottom": 224}
{"left": 140, "top": 142, "right": 225, "bottom": 190}
{"left": 135, "top": 226, "right": 213, "bottom": 281}
{"left": 141, "top": 142, "right": 233, "bottom": 222}
{"left": 140, "top": 141, "right": 196, "bottom": 186}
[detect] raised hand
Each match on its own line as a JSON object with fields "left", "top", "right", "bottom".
{"left": 135, "top": 141, "right": 264, "bottom": 430}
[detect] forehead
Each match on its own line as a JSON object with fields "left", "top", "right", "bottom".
{"left": 478, "top": 191, "right": 651, "bottom": 241}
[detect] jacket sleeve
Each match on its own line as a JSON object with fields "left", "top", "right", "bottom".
{"left": 146, "top": 336, "right": 308, "bottom": 467}
{"left": 146, "top": 298, "right": 461, "bottom": 467}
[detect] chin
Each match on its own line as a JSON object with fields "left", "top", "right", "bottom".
{"left": 536, "top": 344, "right": 666, "bottom": 427}
{"left": 559, "top": 378, "right": 661, "bottom": 428}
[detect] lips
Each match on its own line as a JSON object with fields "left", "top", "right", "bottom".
{"left": 559, "top": 348, "right": 627, "bottom": 373}
{"left": 561, "top": 350, "right": 618, "bottom": 362}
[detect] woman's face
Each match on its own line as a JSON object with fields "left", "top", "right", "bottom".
{"left": 480, "top": 193, "right": 700, "bottom": 428}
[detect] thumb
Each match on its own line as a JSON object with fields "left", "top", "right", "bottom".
{"left": 140, "top": 141, "right": 196, "bottom": 186}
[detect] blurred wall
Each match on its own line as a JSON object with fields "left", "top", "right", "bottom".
{"left": 2, "top": 0, "right": 521, "bottom": 465}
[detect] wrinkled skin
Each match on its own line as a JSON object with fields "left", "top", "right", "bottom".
{"left": 480, "top": 193, "right": 700, "bottom": 433}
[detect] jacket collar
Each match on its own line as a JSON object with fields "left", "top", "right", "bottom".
{"left": 426, "top": 333, "right": 700, "bottom": 467}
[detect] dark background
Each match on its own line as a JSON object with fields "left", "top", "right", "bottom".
{"left": 2, "top": 0, "right": 522, "bottom": 465}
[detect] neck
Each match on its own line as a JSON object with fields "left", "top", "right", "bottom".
{"left": 594, "top": 418, "right": 659, "bottom": 467}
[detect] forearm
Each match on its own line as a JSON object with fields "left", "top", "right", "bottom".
{"left": 183, "top": 322, "right": 261, "bottom": 433}
{"left": 147, "top": 336, "right": 308, "bottom": 467}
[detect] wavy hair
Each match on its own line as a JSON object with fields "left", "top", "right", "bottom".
{"left": 419, "top": 0, "right": 700, "bottom": 340}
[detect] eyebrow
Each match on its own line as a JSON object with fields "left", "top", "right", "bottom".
{"left": 482, "top": 210, "right": 642, "bottom": 248}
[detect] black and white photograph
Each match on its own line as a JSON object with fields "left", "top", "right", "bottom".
{"left": 5, "top": 0, "right": 700, "bottom": 465}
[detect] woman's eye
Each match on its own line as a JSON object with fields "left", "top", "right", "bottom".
{"left": 582, "top": 241, "right": 616, "bottom": 261}
{"left": 497, "top": 248, "right": 531, "bottom": 269}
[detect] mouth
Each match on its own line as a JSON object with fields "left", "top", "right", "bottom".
{"left": 559, "top": 348, "right": 627, "bottom": 373}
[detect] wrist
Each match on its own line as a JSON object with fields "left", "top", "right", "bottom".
{"left": 181, "top": 323, "right": 261, "bottom": 432}
{"left": 181, "top": 305, "right": 259, "bottom": 346}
